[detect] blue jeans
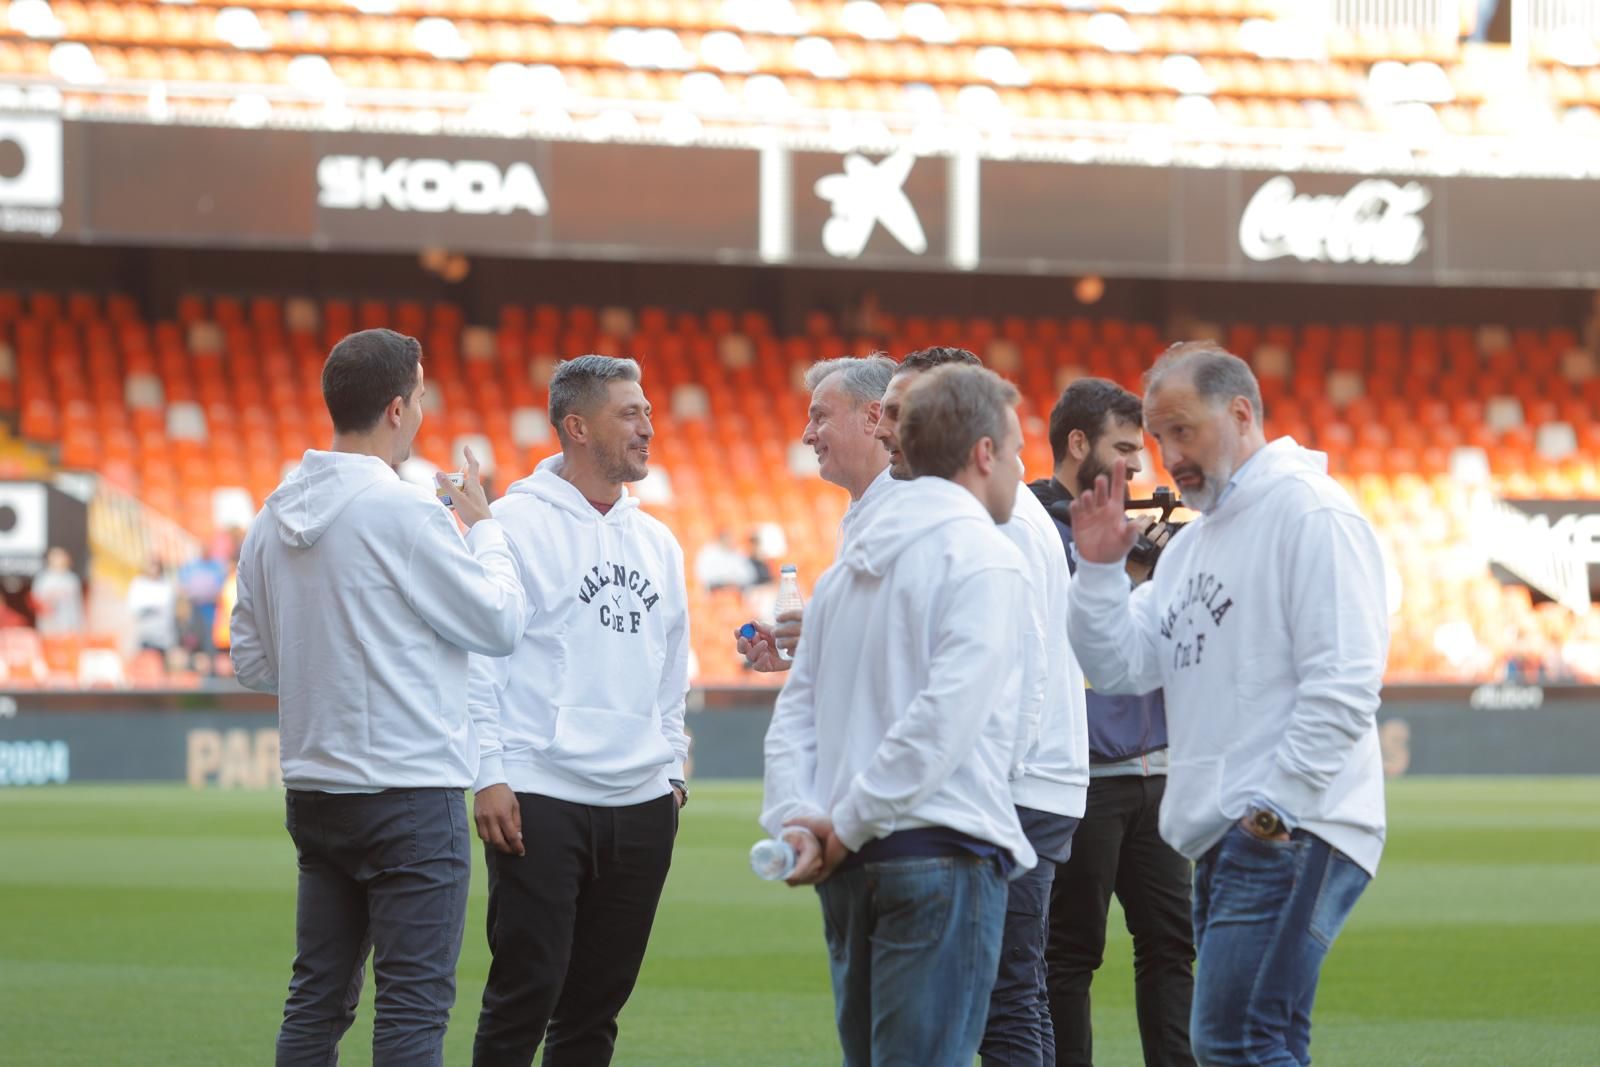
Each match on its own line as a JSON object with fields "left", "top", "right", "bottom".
{"left": 1189, "top": 826, "right": 1371, "bottom": 1067}
{"left": 817, "top": 854, "right": 1009, "bottom": 1067}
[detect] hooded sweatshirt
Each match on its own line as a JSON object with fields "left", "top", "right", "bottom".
{"left": 468, "top": 455, "right": 690, "bottom": 807}
{"left": 1068, "top": 438, "right": 1389, "bottom": 875}
{"left": 231, "top": 450, "right": 527, "bottom": 792}
{"left": 761, "top": 477, "right": 1037, "bottom": 874}
{"left": 1001, "top": 482, "right": 1090, "bottom": 819}
{"left": 837, "top": 464, "right": 903, "bottom": 554}
{"left": 1030, "top": 476, "right": 1170, "bottom": 771}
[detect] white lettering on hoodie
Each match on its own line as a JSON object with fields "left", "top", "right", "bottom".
{"left": 468, "top": 456, "right": 691, "bottom": 807}
{"left": 761, "top": 477, "right": 1038, "bottom": 874}
{"left": 231, "top": 450, "right": 527, "bottom": 792}
{"left": 1068, "top": 438, "right": 1390, "bottom": 875}
{"left": 1001, "top": 483, "right": 1090, "bottom": 819}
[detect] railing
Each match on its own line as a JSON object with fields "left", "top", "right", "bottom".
{"left": 1519, "top": 0, "right": 1600, "bottom": 34}
{"left": 1324, "top": 0, "right": 1461, "bottom": 38}
{"left": 89, "top": 478, "right": 202, "bottom": 576}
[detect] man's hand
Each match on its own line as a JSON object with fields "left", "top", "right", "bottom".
{"left": 671, "top": 785, "right": 686, "bottom": 809}
{"left": 442, "top": 446, "right": 494, "bottom": 528}
{"left": 772, "top": 608, "right": 803, "bottom": 659}
{"left": 1068, "top": 459, "right": 1140, "bottom": 565}
{"left": 734, "top": 622, "right": 791, "bottom": 673}
{"left": 783, "top": 816, "right": 850, "bottom": 886}
{"left": 474, "top": 783, "right": 525, "bottom": 856}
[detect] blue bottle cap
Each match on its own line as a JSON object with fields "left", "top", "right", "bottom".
{"left": 739, "top": 622, "right": 757, "bottom": 640}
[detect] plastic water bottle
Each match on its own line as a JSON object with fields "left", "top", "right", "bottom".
{"left": 750, "top": 837, "right": 798, "bottom": 881}
{"left": 773, "top": 564, "right": 803, "bottom": 662}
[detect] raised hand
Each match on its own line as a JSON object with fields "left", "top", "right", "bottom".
{"left": 1067, "top": 458, "right": 1140, "bottom": 565}
{"left": 444, "top": 445, "right": 494, "bottom": 528}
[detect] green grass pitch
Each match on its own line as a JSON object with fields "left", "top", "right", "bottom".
{"left": 2, "top": 778, "right": 1597, "bottom": 1065}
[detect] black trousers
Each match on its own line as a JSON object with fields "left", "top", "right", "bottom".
{"left": 472, "top": 792, "right": 677, "bottom": 1067}
{"left": 1046, "top": 775, "right": 1198, "bottom": 1067}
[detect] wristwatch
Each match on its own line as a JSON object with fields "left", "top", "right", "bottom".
{"left": 1247, "top": 807, "right": 1285, "bottom": 838}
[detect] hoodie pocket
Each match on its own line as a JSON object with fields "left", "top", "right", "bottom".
{"left": 1157, "top": 755, "right": 1226, "bottom": 859}
{"left": 548, "top": 705, "right": 674, "bottom": 789}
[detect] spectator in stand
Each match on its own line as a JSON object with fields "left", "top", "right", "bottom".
{"left": 177, "top": 546, "right": 228, "bottom": 655}
{"left": 32, "top": 547, "right": 85, "bottom": 636}
{"left": 127, "top": 560, "right": 178, "bottom": 655}
{"left": 746, "top": 532, "right": 773, "bottom": 589}
{"left": 214, "top": 561, "right": 238, "bottom": 663}
{"left": 695, "top": 529, "right": 756, "bottom": 591}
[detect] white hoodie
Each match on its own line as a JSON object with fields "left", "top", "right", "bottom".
{"left": 1068, "top": 438, "right": 1389, "bottom": 875}
{"left": 468, "top": 455, "right": 690, "bottom": 807}
{"left": 837, "top": 464, "right": 904, "bottom": 553}
{"left": 761, "top": 477, "right": 1037, "bottom": 874}
{"left": 232, "top": 450, "right": 527, "bottom": 792}
{"left": 1002, "top": 483, "right": 1090, "bottom": 820}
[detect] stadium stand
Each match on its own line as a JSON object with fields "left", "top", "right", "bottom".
{"left": 2, "top": 285, "right": 1598, "bottom": 688}
{"left": 2, "top": 0, "right": 1598, "bottom": 144}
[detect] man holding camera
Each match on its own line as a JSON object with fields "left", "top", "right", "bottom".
{"left": 1068, "top": 344, "right": 1388, "bottom": 1067}
{"left": 1030, "top": 378, "right": 1197, "bottom": 1067}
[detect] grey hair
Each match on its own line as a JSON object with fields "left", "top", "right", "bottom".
{"left": 803, "top": 355, "right": 897, "bottom": 408}
{"left": 549, "top": 355, "right": 642, "bottom": 444}
{"left": 1144, "top": 341, "right": 1264, "bottom": 426}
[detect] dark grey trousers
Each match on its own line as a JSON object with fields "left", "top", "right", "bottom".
{"left": 275, "top": 788, "right": 471, "bottom": 1067}
{"left": 982, "top": 807, "right": 1082, "bottom": 1067}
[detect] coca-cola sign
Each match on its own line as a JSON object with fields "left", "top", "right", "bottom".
{"left": 1239, "top": 175, "right": 1431, "bottom": 266}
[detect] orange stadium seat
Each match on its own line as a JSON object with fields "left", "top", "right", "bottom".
{"left": 3, "top": 287, "right": 1598, "bottom": 687}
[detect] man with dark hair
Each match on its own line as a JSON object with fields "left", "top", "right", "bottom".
{"left": 763, "top": 363, "right": 1035, "bottom": 1067}
{"left": 1032, "top": 377, "right": 1197, "bottom": 1067}
{"left": 232, "top": 327, "right": 528, "bottom": 1067}
{"left": 736, "top": 354, "right": 897, "bottom": 671}
{"left": 876, "top": 348, "right": 1088, "bottom": 1067}
{"left": 1045, "top": 378, "right": 1147, "bottom": 499}
{"left": 1069, "top": 343, "right": 1388, "bottom": 1067}
{"left": 319, "top": 328, "right": 427, "bottom": 446}
{"left": 469, "top": 355, "right": 690, "bottom": 1067}
{"left": 897, "top": 344, "right": 981, "bottom": 375}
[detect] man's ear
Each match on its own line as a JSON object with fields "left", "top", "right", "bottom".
{"left": 563, "top": 412, "right": 587, "bottom": 445}
{"left": 1069, "top": 428, "right": 1090, "bottom": 461}
{"left": 973, "top": 436, "right": 997, "bottom": 477}
{"left": 863, "top": 400, "right": 883, "bottom": 433}
{"left": 386, "top": 395, "right": 405, "bottom": 428}
{"left": 1231, "top": 396, "right": 1255, "bottom": 432}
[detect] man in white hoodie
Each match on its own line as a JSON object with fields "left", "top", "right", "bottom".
{"left": 231, "top": 328, "right": 528, "bottom": 1067}
{"left": 762, "top": 364, "right": 1037, "bottom": 1067}
{"left": 735, "top": 354, "right": 897, "bottom": 671}
{"left": 467, "top": 355, "right": 690, "bottom": 1067}
{"left": 873, "top": 347, "right": 1088, "bottom": 1067}
{"left": 1067, "top": 343, "right": 1389, "bottom": 1067}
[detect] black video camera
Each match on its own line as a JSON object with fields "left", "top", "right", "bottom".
{"left": 1124, "top": 486, "right": 1186, "bottom": 572}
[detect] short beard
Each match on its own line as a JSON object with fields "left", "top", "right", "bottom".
{"left": 600, "top": 442, "right": 647, "bottom": 485}
{"left": 1075, "top": 453, "right": 1110, "bottom": 496}
{"left": 1177, "top": 455, "right": 1238, "bottom": 514}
